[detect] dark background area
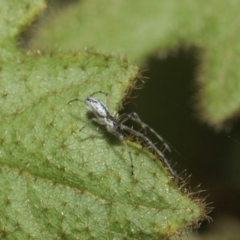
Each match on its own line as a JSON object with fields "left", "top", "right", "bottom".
{"left": 120, "top": 47, "right": 240, "bottom": 234}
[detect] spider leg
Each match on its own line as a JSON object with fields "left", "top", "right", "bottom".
{"left": 68, "top": 98, "right": 85, "bottom": 105}
{"left": 116, "top": 113, "right": 171, "bottom": 152}
{"left": 92, "top": 116, "right": 134, "bottom": 176}
{"left": 118, "top": 133, "right": 134, "bottom": 176}
{"left": 68, "top": 90, "right": 109, "bottom": 105}
{"left": 120, "top": 124, "right": 176, "bottom": 179}
{"left": 90, "top": 90, "right": 109, "bottom": 97}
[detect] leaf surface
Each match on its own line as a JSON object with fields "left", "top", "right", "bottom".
{"left": 0, "top": 1, "right": 205, "bottom": 239}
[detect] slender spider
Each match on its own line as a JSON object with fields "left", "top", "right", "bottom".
{"left": 68, "top": 91, "right": 176, "bottom": 178}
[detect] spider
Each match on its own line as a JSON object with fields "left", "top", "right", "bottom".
{"left": 68, "top": 91, "right": 176, "bottom": 178}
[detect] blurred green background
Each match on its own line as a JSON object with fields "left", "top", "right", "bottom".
{"left": 22, "top": 0, "right": 240, "bottom": 238}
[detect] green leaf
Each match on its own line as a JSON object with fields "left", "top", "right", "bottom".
{"left": 29, "top": 0, "right": 240, "bottom": 129}
{"left": 0, "top": 1, "right": 206, "bottom": 239}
